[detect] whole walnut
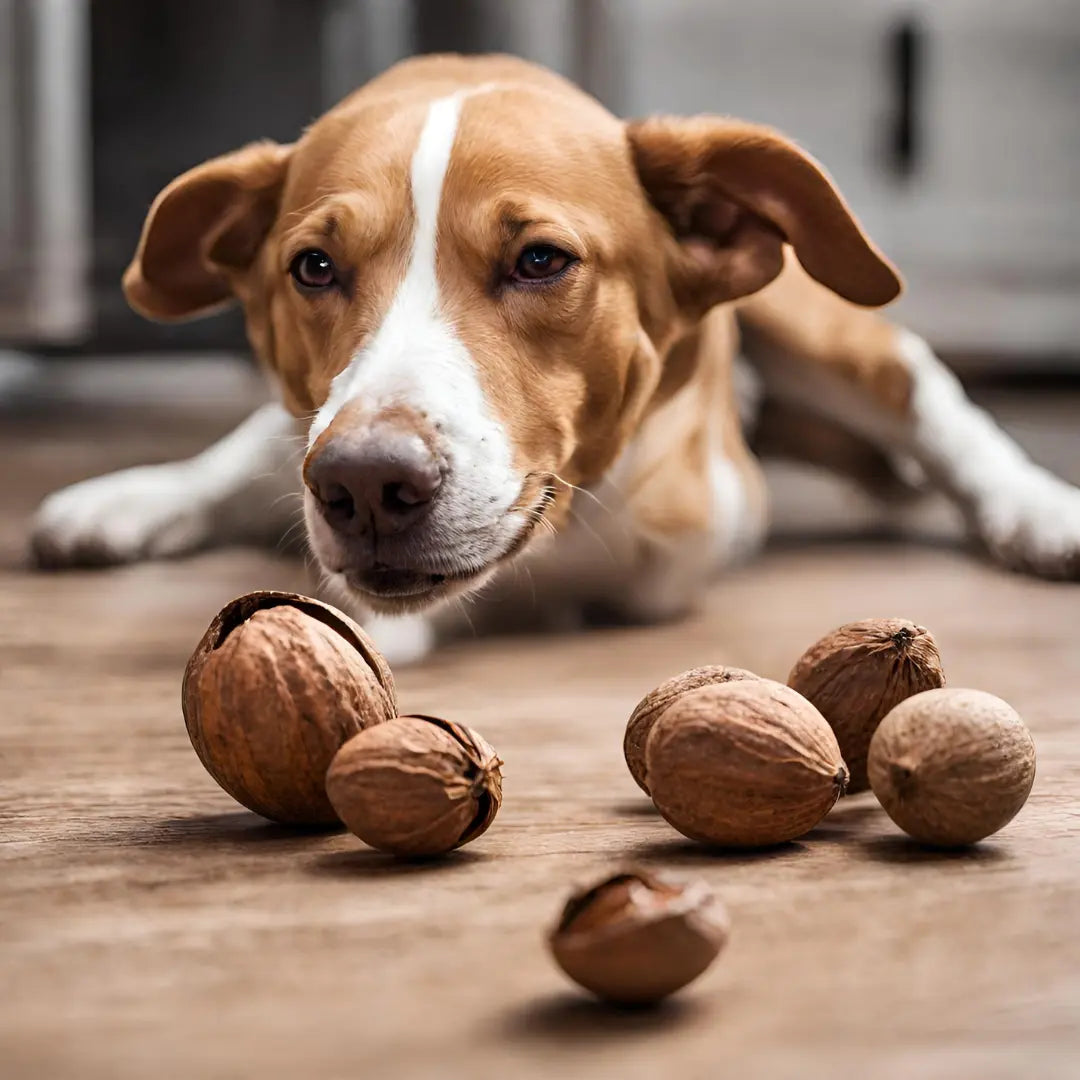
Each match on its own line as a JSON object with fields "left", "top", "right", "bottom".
{"left": 624, "top": 665, "right": 760, "bottom": 793}
{"left": 788, "top": 618, "right": 945, "bottom": 793}
{"left": 646, "top": 679, "right": 848, "bottom": 847}
{"left": 868, "top": 687, "right": 1036, "bottom": 846}
{"left": 183, "top": 591, "right": 396, "bottom": 825}
{"left": 326, "top": 714, "right": 503, "bottom": 856}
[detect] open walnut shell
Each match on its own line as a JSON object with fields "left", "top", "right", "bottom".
{"left": 183, "top": 590, "right": 397, "bottom": 825}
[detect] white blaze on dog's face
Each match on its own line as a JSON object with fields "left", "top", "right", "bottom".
{"left": 299, "top": 91, "right": 532, "bottom": 608}
{"left": 121, "top": 56, "right": 899, "bottom": 613}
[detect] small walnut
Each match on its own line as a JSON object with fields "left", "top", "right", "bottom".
{"left": 325, "top": 714, "right": 503, "bottom": 856}
{"left": 788, "top": 618, "right": 945, "bottom": 793}
{"left": 624, "top": 665, "right": 760, "bottom": 793}
{"left": 549, "top": 868, "right": 730, "bottom": 1005}
{"left": 646, "top": 679, "right": 848, "bottom": 847}
{"left": 868, "top": 687, "right": 1036, "bottom": 846}
{"left": 183, "top": 591, "right": 396, "bottom": 825}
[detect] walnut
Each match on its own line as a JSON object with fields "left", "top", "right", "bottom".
{"left": 326, "top": 714, "right": 503, "bottom": 856}
{"left": 624, "top": 665, "right": 760, "bottom": 793}
{"left": 868, "top": 687, "right": 1036, "bottom": 846}
{"left": 646, "top": 679, "right": 848, "bottom": 847}
{"left": 788, "top": 618, "right": 945, "bottom": 793}
{"left": 183, "top": 591, "right": 395, "bottom": 825}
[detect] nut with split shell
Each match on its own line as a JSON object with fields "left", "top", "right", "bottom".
{"left": 182, "top": 591, "right": 397, "bottom": 825}
{"left": 325, "top": 714, "right": 503, "bottom": 856}
{"left": 624, "top": 665, "right": 760, "bottom": 793}
{"left": 548, "top": 867, "right": 730, "bottom": 1005}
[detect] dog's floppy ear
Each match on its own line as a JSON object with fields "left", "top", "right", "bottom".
{"left": 123, "top": 141, "right": 293, "bottom": 321}
{"left": 627, "top": 117, "right": 901, "bottom": 311}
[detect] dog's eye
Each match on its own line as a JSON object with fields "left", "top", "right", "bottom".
{"left": 511, "top": 244, "right": 573, "bottom": 283}
{"left": 290, "top": 249, "right": 336, "bottom": 290}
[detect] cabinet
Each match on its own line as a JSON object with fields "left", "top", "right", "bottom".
{"left": 601, "top": 0, "right": 1080, "bottom": 361}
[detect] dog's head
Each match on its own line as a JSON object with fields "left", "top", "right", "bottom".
{"left": 124, "top": 56, "right": 899, "bottom": 613}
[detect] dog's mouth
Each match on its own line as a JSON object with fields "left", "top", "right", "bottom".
{"left": 343, "top": 565, "right": 451, "bottom": 600}
{"left": 332, "top": 479, "right": 558, "bottom": 611}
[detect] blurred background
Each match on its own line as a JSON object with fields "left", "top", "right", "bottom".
{"left": 1, "top": 0, "right": 1078, "bottom": 368}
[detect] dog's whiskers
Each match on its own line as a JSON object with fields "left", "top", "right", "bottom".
{"left": 566, "top": 504, "right": 617, "bottom": 564}
{"left": 269, "top": 490, "right": 305, "bottom": 512}
{"left": 521, "top": 505, "right": 558, "bottom": 538}
{"left": 513, "top": 558, "right": 538, "bottom": 607}
{"left": 549, "top": 472, "right": 614, "bottom": 517}
{"left": 276, "top": 516, "right": 308, "bottom": 553}
{"left": 450, "top": 595, "right": 477, "bottom": 637}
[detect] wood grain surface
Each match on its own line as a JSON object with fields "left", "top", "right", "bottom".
{"left": 2, "top": 384, "right": 1078, "bottom": 1079}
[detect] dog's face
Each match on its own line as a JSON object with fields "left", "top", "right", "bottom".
{"left": 123, "top": 58, "right": 898, "bottom": 613}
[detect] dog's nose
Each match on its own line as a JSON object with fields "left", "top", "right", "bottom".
{"left": 304, "top": 430, "right": 442, "bottom": 537}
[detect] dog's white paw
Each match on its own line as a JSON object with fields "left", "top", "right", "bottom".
{"left": 976, "top": 468, "right": 1080, "bottom": 580}
{"left": 30, "top": 464, "right": 213, "bottom": 568}
{"left": 362, "top": 613, "right": 435, "bottom": 667}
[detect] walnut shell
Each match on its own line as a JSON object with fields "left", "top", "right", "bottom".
{"left": 549, "top": 868, "right": 730, "bottom": 1005}
{"left": 182, "top": 591, "right": 396, "bottom": 825}
{"left": 325, "top": 714, "right": 503, "bottom": 856}
{"left": 624, "top": 665, "right": 760, "bottom": 793}
{"left": 868, "top": 687, "right": 1036, "bottom": 846}
{"left": 646, "top": 679, "right": 848, "bottom": 847}
{"left": 788, "top": 618, "right": 945, "bottom": 793}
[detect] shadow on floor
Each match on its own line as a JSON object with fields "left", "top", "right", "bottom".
{"left": 494, "top": 990, "right": 711, "bottom": 1045}
{"left": 306, "top": 847, "right": 487, "bottom": 878}
{"left": 859, "top": 834, "right": 1011, "bottom": 865}
{"left": 800, "top": 797, "right": 888, "bottom": 844}
{"left": 610, "top": 799, "right": 660, "bottom": 818}
{"left": 108, "top": 810, "right": 342, "bottom": 852}
{"left": 621, "top": 836, "right": 807, "bottom": 867}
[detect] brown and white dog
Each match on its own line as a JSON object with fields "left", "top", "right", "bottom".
{"left": 31, "top": 54, "right": 1080, "bottom": 661}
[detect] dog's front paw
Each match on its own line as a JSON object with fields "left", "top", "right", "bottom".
{"left": 30, "top": 464, "right": 213, "bottom": 568}
{"left": 976, "top": 468, "right": 1080, "bottom": 580}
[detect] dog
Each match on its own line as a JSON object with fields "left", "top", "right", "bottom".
{"left": 31, "top": 54, "right": 1080, "bottom": 662}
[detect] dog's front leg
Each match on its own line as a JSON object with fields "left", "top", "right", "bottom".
{"left": 890, "top": 330, "right": 1080, "bottom": 578}
{"left": 740, "top": 260, "right": 1080, "bottom": 579}
{"left": 30, "top": 403, "right": 304, "bottom": 567}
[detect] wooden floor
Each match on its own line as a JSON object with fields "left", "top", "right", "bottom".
{"left": 2, "top": 370, "right": 1079, "bottom": 1079}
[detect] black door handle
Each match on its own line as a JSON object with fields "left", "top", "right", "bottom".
{"left": 886, "top": 16, "right": 925, "bottom": 178}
